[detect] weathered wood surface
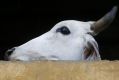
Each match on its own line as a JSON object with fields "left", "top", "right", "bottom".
{"left": 0, "top": 60, "right": 119, "bottom": 80}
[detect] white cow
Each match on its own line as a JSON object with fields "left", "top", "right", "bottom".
{"left": 5, "top": 6, "right": 118, "bottom": 61}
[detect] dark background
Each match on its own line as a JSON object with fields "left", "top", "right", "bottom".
{"left": 0, "top": 0, "right": 119, "bottom": 60}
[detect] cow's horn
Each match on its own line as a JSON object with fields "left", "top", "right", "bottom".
{"left": 91, "top": 6, "right": 118, "bottom": 35}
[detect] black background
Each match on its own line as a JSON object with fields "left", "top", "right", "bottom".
{"left": 0, "top": 0, "right": 119, "bottom": 60}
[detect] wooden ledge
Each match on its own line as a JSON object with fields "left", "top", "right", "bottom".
{"left": 0, "top": 60, "right": 119, "bottom": 80}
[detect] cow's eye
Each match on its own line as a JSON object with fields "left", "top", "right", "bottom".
{"left": 56, "top": 26, "right": 70, "bottom": 35}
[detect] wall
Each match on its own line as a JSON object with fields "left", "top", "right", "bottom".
{"left": 0, "top": 61, "right": 119, "bottom": 80}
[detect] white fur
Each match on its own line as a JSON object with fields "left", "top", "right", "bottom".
{"left": 9, "top": 20, "right": 101, "bottom": 61}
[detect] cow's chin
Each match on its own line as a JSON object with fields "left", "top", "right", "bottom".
{"left": 9, "top": 56, "right": 32, "bottom": 61}
{"left": 9, "top": 55, "right": 60, "bottom": 61}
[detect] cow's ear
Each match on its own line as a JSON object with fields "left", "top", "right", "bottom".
{"left": 91, "top": 6, "right": 118, "bottom": 36}
{"left": 84, "top": 40, "right": 101, "bottom": 61}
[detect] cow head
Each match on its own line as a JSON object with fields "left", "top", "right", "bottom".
{"left": 5, "top": 6, "right": 118, "bottom": 61}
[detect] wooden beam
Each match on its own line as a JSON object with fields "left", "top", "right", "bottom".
{"left": 0, "top": 61, "right": 119, "bottom": 80}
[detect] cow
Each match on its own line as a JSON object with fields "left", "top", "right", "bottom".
{"left": 5, "top": 6, "right": 118, "bottom": 61}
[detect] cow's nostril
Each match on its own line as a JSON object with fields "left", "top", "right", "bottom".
{"left": 5, "top": 47, "right": 15, "bottom": 56}
{"left": 4, "top": 47, "right": 16, "bottom": 60}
